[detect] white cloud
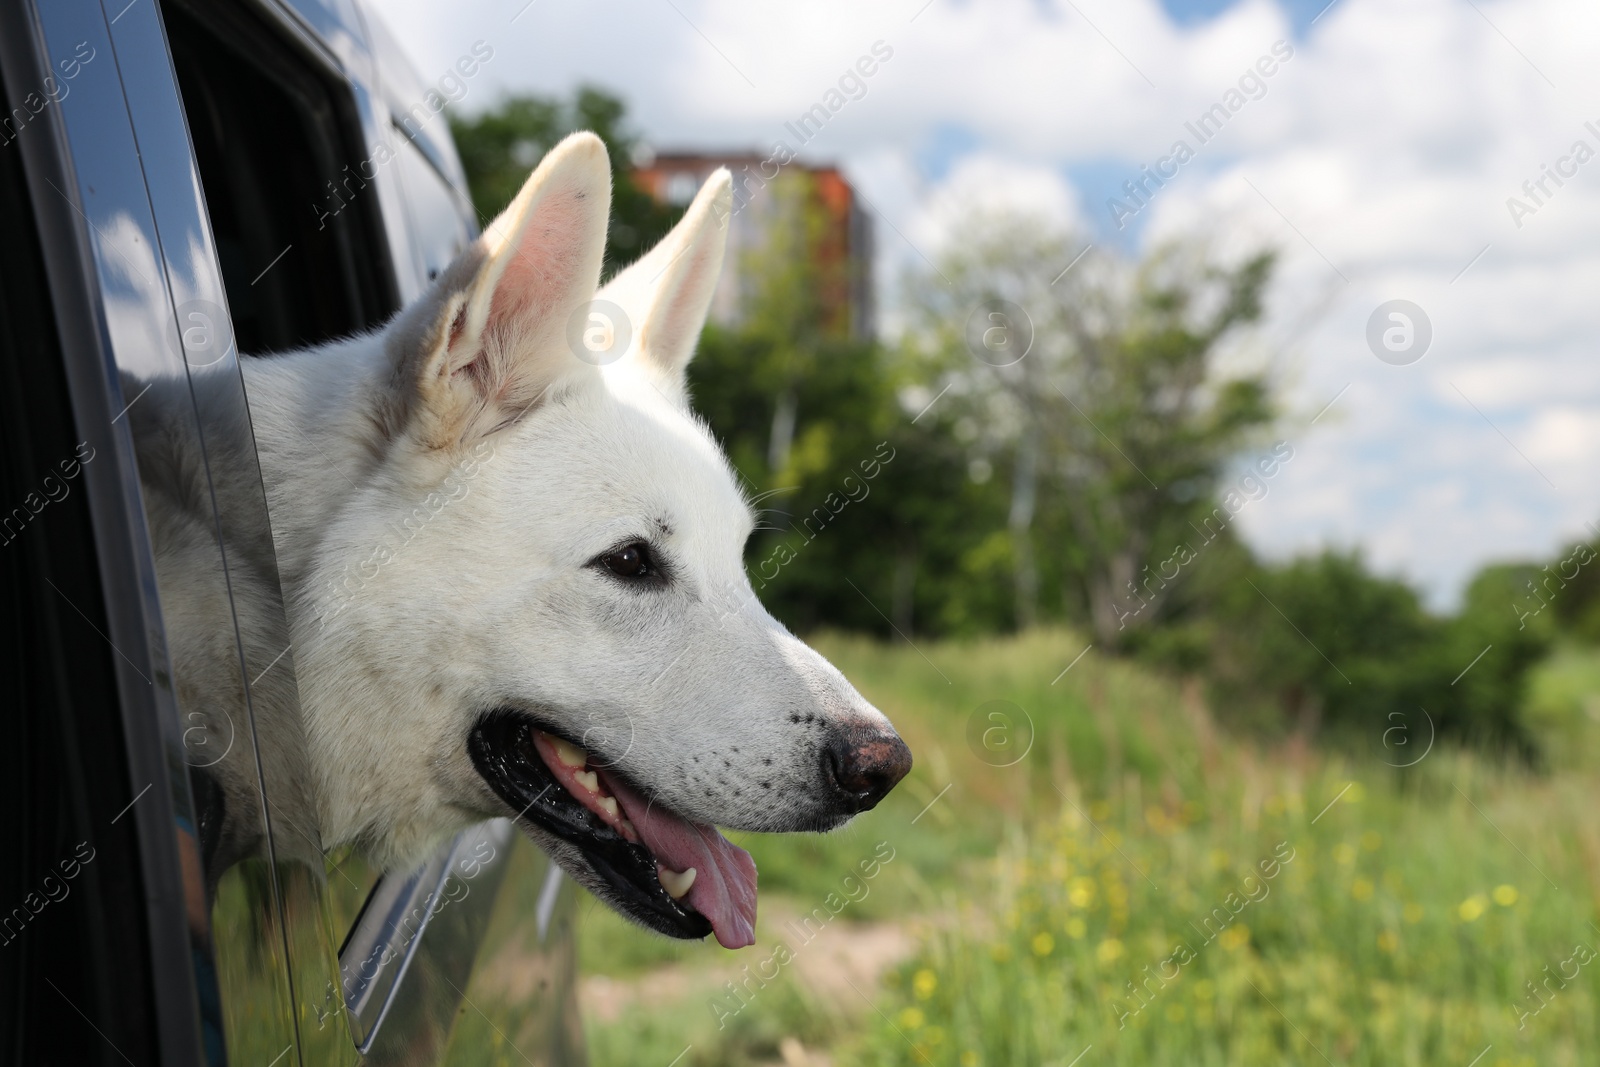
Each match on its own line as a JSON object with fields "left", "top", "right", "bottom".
{"left": 907, "top": 154, "right": 1085, "bottom": 253}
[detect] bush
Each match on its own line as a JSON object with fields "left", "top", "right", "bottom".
{"left": 1149, "top": 548, "right": 1549, "bottom": 755}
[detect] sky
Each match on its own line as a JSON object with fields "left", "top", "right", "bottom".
{"left": 373, "top": 0, "right": 1600, "bottom": 608}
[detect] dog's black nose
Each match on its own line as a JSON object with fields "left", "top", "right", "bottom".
{"left": 824, "top": 723, "right": 913, "bottom": 812}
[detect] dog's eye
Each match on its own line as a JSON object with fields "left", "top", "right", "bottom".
{"left": 600, "top": 542, "right": 654, "bottom": 579}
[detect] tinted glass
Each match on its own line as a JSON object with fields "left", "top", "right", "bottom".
{"left": 164, "top": 0, "right": 396, "bottom": 354}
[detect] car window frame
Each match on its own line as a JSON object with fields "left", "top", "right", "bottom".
{"left": 0, "top": 1, "right": 230, "bottom": 1061}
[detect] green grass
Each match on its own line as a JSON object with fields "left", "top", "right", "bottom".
{"left": 575, "top": 630, "right": 1600, "bottom": 1067}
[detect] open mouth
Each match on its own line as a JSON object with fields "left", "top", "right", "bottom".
{"left": 467, "top": 711, "right": 758, "bottom": 948}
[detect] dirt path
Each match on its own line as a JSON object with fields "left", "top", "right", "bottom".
{"left": 580, "top": 909, "right": 918, "bottom": 1028}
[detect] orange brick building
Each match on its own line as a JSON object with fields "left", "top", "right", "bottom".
{"left": 632, "top": 152, "right": 875, "bottom": 340}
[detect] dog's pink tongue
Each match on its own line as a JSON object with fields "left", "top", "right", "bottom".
{"left": 605, "top": 775, "right": 758, "bottom": 949}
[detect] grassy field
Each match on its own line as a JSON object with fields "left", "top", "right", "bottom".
{"left": 576, "top": 631, "right": 1600, "bottom": 1067}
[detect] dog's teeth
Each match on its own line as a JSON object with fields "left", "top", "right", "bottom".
{"left": 597, "top": 795, "right": 619, "bottom": 818}
{"left": 548, "top": 735, "right": 589, "bottom": 769}
{"left": 573, "top": 770, "right": 600, "bottom": 794}
{"left": 618, "top": 817, "right": 636, "bottom": 838}
{"left": 658, "top": 866, "right": 696, "bottom": 900}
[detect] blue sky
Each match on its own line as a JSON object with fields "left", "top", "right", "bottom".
{"left": 1162, "top": 0, "right": 1333, "bottom": 35}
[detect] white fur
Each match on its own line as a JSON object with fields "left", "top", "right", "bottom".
{"left": 236, "top": 133, "right": 901, "bottom": 878}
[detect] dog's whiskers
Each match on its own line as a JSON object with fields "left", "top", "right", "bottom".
{"left": 746, "top": 485, "right": 798, "bottom": 506}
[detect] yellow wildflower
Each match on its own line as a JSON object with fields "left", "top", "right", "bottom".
{"left": 1219, "top": 924, "right": 1250, "bottom": 951}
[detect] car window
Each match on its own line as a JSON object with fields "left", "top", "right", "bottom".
{"left": 163, "top": 0, "right": 397, "bottom": 354}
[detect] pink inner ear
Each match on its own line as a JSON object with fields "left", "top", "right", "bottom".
{"left": 484, "top": 188, "right": 593, "bottom": 340}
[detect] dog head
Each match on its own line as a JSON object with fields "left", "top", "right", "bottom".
{"left": 303, "top": 133, "right": 909, "bottom": 948}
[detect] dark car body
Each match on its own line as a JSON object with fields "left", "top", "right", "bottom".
{"left": 0, "top": 1, "right": 583, "bottom": 1062}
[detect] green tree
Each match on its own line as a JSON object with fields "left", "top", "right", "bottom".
{"left": 1536, "top": 529, "right": 1600, "bottom": 641}
{"left": 448, "top": 87, "right": 681, "bottom": 275}
{"left": 903, "top": 212, "right": 1277, "bottom": 645}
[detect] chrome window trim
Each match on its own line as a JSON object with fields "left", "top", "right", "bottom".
{"left": 340, "top": 820, "right": 518, "bottom": 1054}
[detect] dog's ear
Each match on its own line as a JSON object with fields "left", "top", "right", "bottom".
{"left": 598, "top": 168, "right": 732, "bottom": 397}
{"left": 391, "top": 131, "right": 612, "bottom": 448}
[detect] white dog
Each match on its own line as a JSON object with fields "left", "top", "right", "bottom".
{"left": 230, "top": 132, "right": 911, "bottom": 949}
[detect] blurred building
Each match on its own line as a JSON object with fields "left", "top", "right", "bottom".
{"left": 632, "top": 152, "right": 875, "bottom": 340}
